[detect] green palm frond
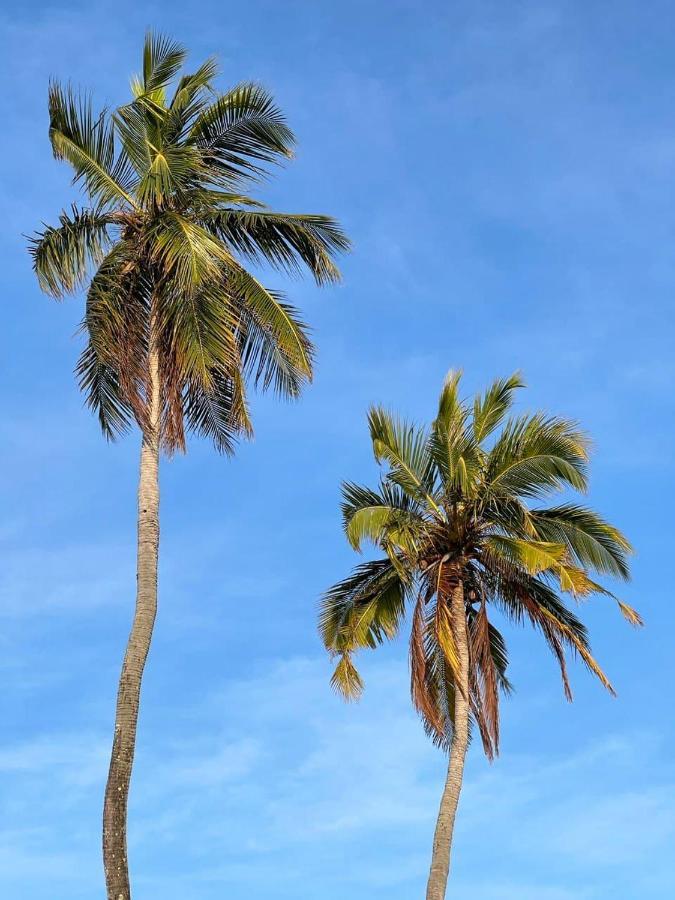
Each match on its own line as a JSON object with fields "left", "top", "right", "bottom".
{"left": 233, "top": 269, "right": 313, "bottom": 395}
{"left": 148, "top": 211, "right": 232, "bottom": 289}
{"left": 29, "top": 206, "right": 113, "bottom": 298}
{"left": 76, "top": 343, "right": 135, "bottom": 439}
{"left": 341, "top": 478, "right": 426, "bottom": 529}
{"left": 485, "top": 535, "right": 568, "bottom": 576}
{"left": 368, "top": 407, "right": 439, "bottom": 512}
{"left": 341, "top": 483, "right": 396, "bottom": 551}
{"left": 429, "top": 420, "right": 480, "bottom": 500}
{"left": 170, "top": 58, "right": 219, "bottom": 110}
{"left": 203, "top": 209, "right": 349, "bottom": 284}
{"left": 341, "top": 480, "right": 427, "bottom": 553}
{"left": 320, "top": 558, "right": 408, "bottom": 653}
{"left": 113, "top": 98, "right": 154, "bottom": 179}
{"left": 159, "top": 279, "right": 239, "bottom": 390}
{"left": 190, "top": 82, "right": 295, "bottom": 181}
{"left": 137, "top": 142, "right": 205, "bottom": 207}
{"left": 330, "top": 653, "right": 364, "bottom": 701}
{"left": 480, "top": 495, "right": 535, "bottom": 540}
{"left": 435, "top": 369, "right": 465, "bottom": 432}
{"left": 184, "top": 366, "right": 251, "bottom": 454}
{"left": 49, "top": 81, "right": 136, "bottom": 207}
{"left": 472, "top": 372, "right": 524, "bottom": 444}
{"left": 164, "top": 58, "right": 220, "bottom": 143}
{"left": 486, "top": 413, "right": 590, "bottom": 498}
{"left": 140, "top": 32, "right": 186, "bottom": 95}
{"left": 530, "top": 504, "right": 632, "bottom": 579}
{"left": 430, "top": 368, "right": 483, "bottom": 497}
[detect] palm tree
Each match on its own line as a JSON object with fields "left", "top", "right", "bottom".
{"left": 320, "top": 371, "right": 640, "bottom": 900}
{"left": 29, "top": 33, "right": 348, "bottom": 900}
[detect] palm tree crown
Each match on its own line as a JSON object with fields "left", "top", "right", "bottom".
{"left": 321, "top": 371, "right": 640, "bottom": 759}
{"left": 30, "top": 32, "right": 349, "bottom": 451}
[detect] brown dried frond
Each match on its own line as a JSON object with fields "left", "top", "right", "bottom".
{"left": 468, "top": 600, "right": 500, "bottom": 759}
{"left": 410, "top": 593, "right": 444, "bottom": 740}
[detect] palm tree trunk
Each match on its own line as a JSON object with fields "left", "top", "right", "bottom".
{"left": 426, "top": 572, "right": 470, "bottom": 900}
{"left": 102, "top": 345, "right": 161, "bottom": 900}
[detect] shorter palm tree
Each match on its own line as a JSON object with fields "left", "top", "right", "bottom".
{"left": 320, "top": 371, "right": 640, "bottom": 900}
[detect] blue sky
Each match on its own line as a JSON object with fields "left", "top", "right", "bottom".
{"left": 1, "top": 1, "right": 674, "bottom": 897}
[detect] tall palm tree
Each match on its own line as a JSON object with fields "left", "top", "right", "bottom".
{"left": 320, "top": 371, "right": 640, "bottom": 900}
{"left": 29, "top": 33, "right": 348, "bottom": 900}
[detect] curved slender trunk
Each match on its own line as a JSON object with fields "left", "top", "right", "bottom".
{"left": 426, "top": 572, "right": 470, "bottom": 900}
{"left": 103, "top": 346, "right": 161, "bottom": 900}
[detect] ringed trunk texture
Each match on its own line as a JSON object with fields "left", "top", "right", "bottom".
{"left": 102, "top": 348, "right": 161, "bottom": 900}
{"left": 426, "top": 570, "right": 470, "bottom": 900}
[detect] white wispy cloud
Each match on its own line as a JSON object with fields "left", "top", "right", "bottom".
{"left": 3, "top": 654, "right": 671, "bottom": 898}
{"left": 0, "top": 540, "right": 134, "bottom": 617}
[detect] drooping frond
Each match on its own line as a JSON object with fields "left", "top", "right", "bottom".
{"left": 29, "top": 206, "right": 112, "bottom": 298}
{"left": 342, "top": 484, "right": 400, "bottom": 552}
{"left": 330, "top": 653, "right": 364, "bottom": 701}
{"left": 147, "top": 211, "right": 232, "bottom": 290}
{"left": 341, "top": 480, "right": 427, "bottom": 554}
{"left": 547, "top": 563, "right": 643, "bottom": 627}
{"left": 76, "top": 343, "right": 134, "bottom": 440}
{"left": 431, "top": 589, "right": 462, "bottom": 686}
{"left": 203, "top": 209, "right": 349, "bottom": 284}
{"left": 79, "top": 243, "right": 150, "bottom": 435}
{"left": 410, "top": 590, "right": 456, "bottom": 750}
{"left": 467, "top": 601, "right": 502, "bottom": 760}
{"left": 485, "top": 620, "right": 512, "bottom": 696}
{"left": 157, "top": 276, "right": 239, "bottom": 391}
{"left": 183, "top": 366, "right": 251, "bottom": 454}
{"left": 410, "top": 592, "right": 443, "bottom": 739}
{"left": 485, "top": 535, "right": 568, "bottom": 577}
{"left": 530, "top": 504, "right": 632, "bottom": 580}
{"left": 320, "top": 558, "right": 408, "bottom": 655}
{"left": 233, "top": 270, "right": 313, "bottom": 396}
{"left": 491, "top": 566, "right": 614, "bottom": 697}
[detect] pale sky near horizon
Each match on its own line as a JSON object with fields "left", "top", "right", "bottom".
{"left": 1, "top": 1, "right": 674, "bottom": 898}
